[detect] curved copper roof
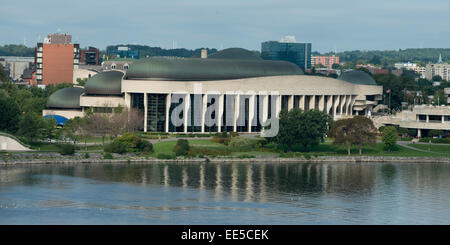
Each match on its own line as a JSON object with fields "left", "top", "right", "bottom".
{"left": 46, "top": 87, "right": 84, "bottom": 109}
{"left": 84, "top": 70, "right": 123, "bottom": 95}
{"left": 338, "top": 70, "right": 377, "bottom": 85}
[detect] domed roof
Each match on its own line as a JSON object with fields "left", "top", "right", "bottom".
{"left": 84, "top": 70, "right": 123, "bottom": 95}
{"left": 126, "top": 56, "right": 303, "bottom": 80}
{"left": 46, "top": 87, "right": 84, "bottom": 109}
{"left": 338, "top": 70, "right": 377, "bottom": 85}
{"left": 208, "top": 48, "right": 262, "bottom": 60}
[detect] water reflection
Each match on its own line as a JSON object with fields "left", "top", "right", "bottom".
{"left": 0, "top": 162, "right": 382, "bottom": 200}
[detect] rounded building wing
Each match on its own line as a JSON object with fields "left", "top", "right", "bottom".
{"left": 84, "top": 70, "right": 124, "bottom": 95}
{"left": 46, "top": 87, "right": 84, "bottom": 109}
{"left": 126, "top": 57, "right": 303, "bottom": 81}
{"left": 338, "top": 70, "right": 377, "bottom": 85}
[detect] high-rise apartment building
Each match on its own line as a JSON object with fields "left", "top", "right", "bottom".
{"left": 35, "top": 33, "right": 79, "bottom": 85}
{"left": 425, "top": 63, "right": 450, "bottom": 81}
{"left": 261, "top": 36, "right": 311, "bottom": 71}
{"left": 80, "top": 47, "right": 100, "bottom": 65}
{"left": 311, "top": 55, "right": 340, "bottom": 68}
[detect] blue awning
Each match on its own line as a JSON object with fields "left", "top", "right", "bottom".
{"left": 43, "top": 115, "right": 69, "bottom": 126}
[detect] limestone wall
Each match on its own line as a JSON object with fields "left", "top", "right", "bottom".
{"left": 0, "top": 135, "right": 31, "bottom": 152}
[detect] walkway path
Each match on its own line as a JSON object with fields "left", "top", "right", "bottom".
{"left": 397, "top": 141, "right": 441, "bottom": 154}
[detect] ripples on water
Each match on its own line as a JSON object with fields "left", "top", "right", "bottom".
{"left": 1, "top": 162, "right": 450, "bottom": 224}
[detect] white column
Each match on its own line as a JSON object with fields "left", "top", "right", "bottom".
{"left": 418, "top": 129, "right": 422, "bottom": 138}
{"left": 124, "top": 92, "right": 131, "bottom": 108}
{"left": 184, "top": 94, "right": 190, "bottom": 133}
{"left": 299, "top": 95, "right": 305, "bottom": 110}
{"left": 326, "top": 95, "right": 333, "bottom": 115}
{"left": 233, "top": 94, "right": 240, "bottom": 132}
{"left": 309, "top": 95, "right": 315, "bottom": 110}
{"left": 348, "top": 95, "right": 355, "bottom": 115}
{"left": 345, "top": 95, "right": 351, "bottom": 115}
{"left": 144, "top": 93, "right": 148, "bottom": 132}
{"left": 165, "top": 93, "right": 171, "bottom": 132}
{"left": 426, "top": 115, "right": 429, "bottom": 123}
{"left": 218, "top": 94, "right": 224, "bottom": 132}
{"left": 333, "top": 95, "right": 339, "bottom": 117}
{"left": 248, "top": 94, "right": 255, "bottom": 132}
{"left": 276, "top": 95, "right": 282, "bottom": 118}
{"left": 288, "top": 95, "right": 294, "bottom": 111}
{"left": 340, "top": 95, "right": 346, "bottom": 115}
{"left": 201, "top": 94, "right": 207, "bottom": 133}
{"left": 262, "top": 94, "right": 269, "bottom": 125}
{"left": 318, "top": 95, "right": 324, "bottom": 112}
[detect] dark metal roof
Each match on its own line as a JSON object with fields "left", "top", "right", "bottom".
{"left": 208, "top": 48, "right": 262, "bottom": 60}
{"left": 84, "top": 70, "right": 123, "bottom": 95}
{"left": 125, "top": 56, "right": 303, "bottom": 81}
{"left": 338, "top": 70, "right": 377, "bottom": 85}
{"left": 46, "top": 87, "right": 84, "bottom": 109}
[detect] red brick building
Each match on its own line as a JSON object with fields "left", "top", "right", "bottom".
{"left": 35, "top": 33, "right": 79, "bottom": 85}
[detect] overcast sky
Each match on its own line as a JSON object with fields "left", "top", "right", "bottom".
{"left": 1, "top": 0, "right": 449, "bottom": 53}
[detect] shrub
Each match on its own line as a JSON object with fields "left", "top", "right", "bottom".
{"left": 228, "top": 137, "right": 255, "bottom": 149}
{"left": 84, "top": 153, "right": 90, "bottom": 159}
{"left": 104, "top": 153, "right": 113, "bottom": 159}
{"left": 105, "top": 133, "right": 153, "bottom": 154}
{"left": 157, "top": 153, "right": 176, "bottom": 159}
{"left": 173, "top": 139, "right": 190, "bottom": 156}
{"left": 59, "top": 144, "right": 75, "bottom": 155}
{"left": 382, "top": 126, "right": 398, "bottom": 152}
{"left": 429, "top": 130, "right": 444, "bottom": 137}
{"left": 419, "top": 137, "right": 450, "bottom": 144}
{"left": 211, "top": 137, "right": 231, "bottom": 144}
{"left": 237, "top": 154, "right": 255, "bottom": 159}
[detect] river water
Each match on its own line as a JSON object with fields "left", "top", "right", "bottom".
{"left": 0, "top": 162, "right": 449, "bottom": 224}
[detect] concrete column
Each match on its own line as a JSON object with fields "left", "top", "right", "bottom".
{"left": 262, "top": 94, "right": 269, "bottom": 125}
{"left": 234, "top": 94, "right": 240, "bottom": 132}
{"left": 248, "top": 94, "right": 255, "bottom": 132}
{"left": 318, "top": 95, "right": 324, "bottom": 112}
{"left": 124, "top": 92, "right": 131, "bottom": 108}
{"left": 426, "top": 115, "right": 429, "bottom": 123}
{"left": 346, "top": 95, "right": 352, "bottom": 115}
{"left": 218, "top": 94, "right": 224, "bottom": 132}
{"left": 201, "top": 94, "right": 207, "bottom": 133}
{"left": 299, "top": 95, "right": 305, "bottom": 110}
{"left": 144, "top": 93, "right": 148, "bottom": 132}
{"left": 333, "top": 95, "right": 339, "bottom": 117}
{"left": 309, "top": 95, "right": 315, "bottom": 110}
{"left": 276, "top": 95, "right": 282, "bottom": 118}
{"left": 418, "top": 129, "right": 422, "bottom": 138}
{"left": 288, "top": 95, "right": 294, "bottom": 111}
{"left": 165, "top": 93, "right": 171, "bottom": 132}
{"left": 442, "top": 115, "right": 445, "bottom": 123}
{"left": 348, "top": 95, "right": 355, "bottom": 115}
{"left": 326, "top": 95, "right": 333, "bottom": 115}
{"left": 340, "top": 95, "right": 346, "bottom": 115}
{"left": 184, "top": 94, "right": 190, "bottom": 133}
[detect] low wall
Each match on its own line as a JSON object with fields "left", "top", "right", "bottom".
{"left": 1, "top": 156, "right": 449, "bottom": 165}
{"left": 0, "top": 135, "right": 31, "bottom": 152}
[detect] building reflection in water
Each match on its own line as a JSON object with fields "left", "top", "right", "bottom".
{"left": 12, "top": 161, "right": 450, "bottom": 203}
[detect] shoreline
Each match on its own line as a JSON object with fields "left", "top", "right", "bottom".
{"left": 1, "top": 155, "right": 450, "bottom": 166}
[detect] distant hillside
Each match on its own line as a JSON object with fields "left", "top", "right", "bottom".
{"left": 321, "top": 48, "right": 450, "bottom": 66}
{"left": 106, "top": 44, "right": 219, "bottom": 58}
{"left": 0, "top": 44, "right": 35, "bottom": 57}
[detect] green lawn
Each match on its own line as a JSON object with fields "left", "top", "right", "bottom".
{"left": 407, "top": 144, "right": 450, "bottom": 155}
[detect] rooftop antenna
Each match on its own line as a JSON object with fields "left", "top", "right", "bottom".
{"left": 334, "top": 45, "right": 337, "bottom": 54}
{"left": 23, "top": 36, "right": 26, "bottom": 46}
{"left": 37, "top": 34, "right": 41, "bottom": 42}
{"left": 220, "top": 43, "right": 224, "bottom": 50}
{"left": 57, "top": 28, "right": 61, "bottom": 34}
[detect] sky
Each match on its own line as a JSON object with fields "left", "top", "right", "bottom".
{"left": 1, "top": 0, "right": 449, "bottom": 53}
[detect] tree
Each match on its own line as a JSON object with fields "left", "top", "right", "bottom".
{"left": 329, "top": 116, "right": 377, "bottom": 155}
{"left": 0, "top": 90, "right": 21, "bottom": 133}
{"left": 173, "top": 139, "right": 190, "bottom": 156}
{"left": 17, "top": 112, "right": 46, "bottom": 143}
{"left": 276, "top": 109, "right": 332, "bottom": 151}
{"left": 76, "top": 78, "right": 88, "bottom": 86}
{"left": 382, "top": 126, "right": 398, "bottom": 152}
{"left": 432, "top": 75, "right": 443, "bottom": 82}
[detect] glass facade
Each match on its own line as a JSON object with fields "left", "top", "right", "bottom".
{"left": 147, "top": 94, "right": 167, "bottom": 132}
{"left": 261, "top": 41, "right": 311, "bottom": 71}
